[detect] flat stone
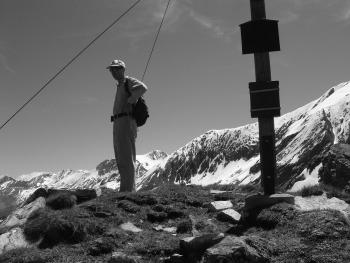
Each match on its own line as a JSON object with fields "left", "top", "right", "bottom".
{"left": 245, "top": 193, "right": 295, "bottom": 211}
{"left": 179, "top": 233, "right": 225, "bottom": 255}
{"left": 217, "top": 209, "right": 241, "bottom": 223}
{"left": 153, "top": 225, "right": 177, "bottom": 234}
{"left": 163, "top": 227, "right": 177, "bottom": 234}
{"left": 208, "top": 201, "right": 233, "bottom": 212}
{"left": 294, "top": 193, "right": 350, "bottom": 224}
{"left": 119, "top": 222, "right": 142, "bottom": 233}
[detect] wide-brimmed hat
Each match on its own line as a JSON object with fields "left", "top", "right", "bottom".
{"left": 106, "top": 59, "right": 126, "bottom": 69}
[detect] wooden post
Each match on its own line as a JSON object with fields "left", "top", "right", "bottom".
{"left": 250, "top": 0, "right": 276, "bottom": 195}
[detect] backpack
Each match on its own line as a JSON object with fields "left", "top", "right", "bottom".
{"left": 125, "top": 78, "right": 149, "bottom": 127}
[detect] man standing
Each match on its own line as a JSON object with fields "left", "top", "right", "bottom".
{"left": 107, "top": 59, "right": 148, "bottom": 192}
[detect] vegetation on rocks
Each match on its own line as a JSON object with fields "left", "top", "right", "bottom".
{"left": 0, "top": 183, "right": 349, "bottom": 262}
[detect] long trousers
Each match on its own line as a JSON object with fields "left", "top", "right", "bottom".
{"left": 113, "top": 116, "right": 137, "bottom": 192}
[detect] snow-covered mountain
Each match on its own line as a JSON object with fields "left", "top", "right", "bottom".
{"left": 139, "top": 81, "right": 350, "bottom": 191}
{"left": 0, "top": 150, "right": 167, "bottom": 205}
{"left": 2, "top": 81, "right": 350, "bottom": 206}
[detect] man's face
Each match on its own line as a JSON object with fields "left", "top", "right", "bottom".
{"left": 109, "top": 66, "right": 125, "bottom": 80}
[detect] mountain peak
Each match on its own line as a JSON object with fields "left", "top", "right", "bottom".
{"left": 17, "top": 172, "right": 48, "bottom": 182}
{"left": 145, "top": 150, "right": 168, "bottom": 160}
{"left": 0, "top": 175, "right": 15, "bottom": 184}
{"left": 310, "top": 81, "right": 350, "bottom": 113}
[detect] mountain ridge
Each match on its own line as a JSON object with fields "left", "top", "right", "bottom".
{"left": 0, "top": 150, "right": 168, "bottom": 206}
{"left": 139, "top": 81, "right": 350, "bottom": 191}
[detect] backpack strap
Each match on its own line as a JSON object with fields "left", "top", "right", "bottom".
{"left": 124, "top": 77, "right": 131, "bottom": 97}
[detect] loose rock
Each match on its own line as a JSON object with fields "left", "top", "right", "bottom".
{"left": 202, "top": 235, "right": 269, "bottom": 263}
{"left": 217, "top": 209, "right": 241, "bottom": 223}
{"left": 208, "top": 201, "right": 233, "bottom": 212}
{"left": 119, "top": 222, "right": 142, "bottom": 233}
{"left": 179, "top": 233, "right": 225, "bottom": 256}
{"left": 0, "top": 227, "right": 34, "bottom": 254}
{"left": 0, "top": 197, "right": 46, "bottom": 234}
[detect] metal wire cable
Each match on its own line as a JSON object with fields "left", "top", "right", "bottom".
{"left": 141, "top": 0, "right": 172, "bottom": 82}
{"left": 0, "top": 0, "right": 143, "bottom": 131}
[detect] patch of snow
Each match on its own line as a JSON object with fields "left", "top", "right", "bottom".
{"left": 284, "top": 118, "right": 304, "bottom": 137}
{"left": 0, "top": 180, "right": 12, "bottom": 189}
{"left": 190, "top": 156, "right": 260, "bottom": 186}
{"left": 289, "top": 163, "right": 322, "bottom": 192}
{"left": 289, "top": 154, "right": 300, "bottom": 164}
{"left": 17, "top": 188, "right": 41, "bottom": 203}
{"left": 103, "top": 180, "right": 119, "bottom": 190}
{"left": 309, "top": 82, "right": 350, "bottom": 115}
{"left": 333, "top": 125, "right": 339, "bottom": 144}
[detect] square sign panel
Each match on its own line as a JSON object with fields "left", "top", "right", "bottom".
{"left": 240, "top": 19, "right": 280, "bottom": 54}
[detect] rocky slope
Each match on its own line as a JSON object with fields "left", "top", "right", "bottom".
{"left": 0, "top": 184, "right": 349, "bottom": 262}
{"left": 139, "top": 82, "right": 350, "bottom": 191}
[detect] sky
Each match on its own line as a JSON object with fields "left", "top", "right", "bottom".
{"left": 1, "top": 0, "right": 350, "bottom": 178}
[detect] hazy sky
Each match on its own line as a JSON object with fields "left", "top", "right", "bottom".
{"left": 1, "top": 0, "right": 350, "bottom": 178}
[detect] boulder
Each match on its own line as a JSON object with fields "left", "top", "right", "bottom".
{"left": 217, "top": 209, "right": 241, "bottom": 223}
{"left": 0, "top": 197, "right": 46, "bottom": 234}
{"left": 0, "top": 227, "right": 35, "bottom": 255}
{"left": 202, "top": 235, "right": 270, "bottom": 263}
{"left": 119, "top": 222, "right": 142, "bottom": 233}
{"left": 319, "top": 143, "right": 350, "bottom": 190}
{"left": 208, "top": 201, "right": 233, "bottom": 212}
{"left": 179, "top": 233, "right": 225, "bottom": 256}
{"left": 294, "top": 193, "right": 350, "bottom": 223}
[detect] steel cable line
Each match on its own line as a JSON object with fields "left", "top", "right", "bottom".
{"left": 0, "top": 0, "right": 143, "bottom": 132}
{"left": 141, "top": 0, "right": 172, "bottom": 82}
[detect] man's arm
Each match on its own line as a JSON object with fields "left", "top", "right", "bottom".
{"left": 127, "top": 77, "right": 148, "bottom": 104}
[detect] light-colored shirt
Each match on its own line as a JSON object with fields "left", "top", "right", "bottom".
{"left": 113, "top": 76, "right": 148, "bottom": 115}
